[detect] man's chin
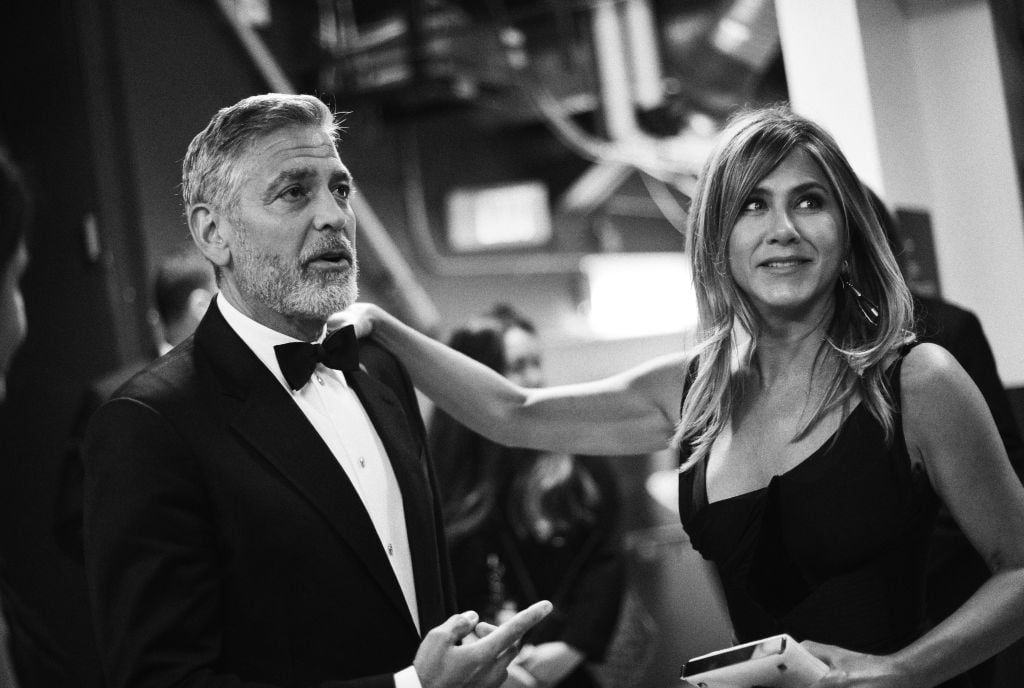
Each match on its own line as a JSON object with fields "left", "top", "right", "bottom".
{"left": 286, "top": 284, "right": 357, "bottom": 321}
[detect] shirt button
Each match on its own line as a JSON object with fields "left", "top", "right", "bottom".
{"left": 358, "top": 456, "right": 366, "bottom": 468}
{"left": 387, "top": 543, "right": 394, "bottom": 556}
{"left": 315, "top": 374, "right": 324, "bottom": 385}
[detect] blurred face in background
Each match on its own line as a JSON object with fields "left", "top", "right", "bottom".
{"left": 0, "top": 240, "right": 29, "bottom": 403}
{"left": 503, "top": 326, "right": 543, "bottom": 388}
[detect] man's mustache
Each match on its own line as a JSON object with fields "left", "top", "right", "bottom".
{"left": 299, "top": 238, "right": 355, "bottom": 267}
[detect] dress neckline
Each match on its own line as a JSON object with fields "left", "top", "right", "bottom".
{"left": 701, "top": 401, "right": 866, "bottom": 507}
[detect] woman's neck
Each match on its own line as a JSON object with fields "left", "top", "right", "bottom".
{"left": 744, "top": 320, "right": 829, "bottom": 393}
{"left": 744, "top": 298, "right": 835, "bottom": 389}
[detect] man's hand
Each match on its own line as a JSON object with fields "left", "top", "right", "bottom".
{"left": 509, "top": 642, "right": 584, "bottom": 688}
{"left": 414, "top": 600, "right": 553, "bottom": 688}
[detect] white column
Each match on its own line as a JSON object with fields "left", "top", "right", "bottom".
{"left": 775, "top": 0, "right": 1024, "bottom": 384}
{"left": 774, "top": 0, "right": 884, "bottom": 191}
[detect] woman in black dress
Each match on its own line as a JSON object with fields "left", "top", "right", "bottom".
{"left": 341, "top": 105, "right": 1024, "bottom": 687}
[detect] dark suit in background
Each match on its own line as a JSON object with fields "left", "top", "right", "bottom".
{"left": 916, "top": 294, "right": 1024, "bottom": 688}
{"left": 57, "top": 244, "right": 213, "bottom": 563}
{"left": 84, "top": 302, "right": 454, "bottom": 687}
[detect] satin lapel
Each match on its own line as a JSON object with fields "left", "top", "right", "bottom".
{"left": 195, "top": 303, "right": 413, "bottom": 627}
{"left": 347, "top": 369, "right": 445, "bottom": 630}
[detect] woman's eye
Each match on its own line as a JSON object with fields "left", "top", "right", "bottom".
{"left": 741, "top": 197, "right": 765, "bottom": 212}
{"left": 796, "top": 195, "right": 823, "bottom": 210}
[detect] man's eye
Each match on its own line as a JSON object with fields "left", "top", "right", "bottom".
{"left": 281, "top": 186, "right": 307, "bottom": 201}
{"left": 333, "top": 184, "right": 352, "bottom": 200}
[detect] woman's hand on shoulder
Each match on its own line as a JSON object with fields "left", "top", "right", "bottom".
{"left": 328, "top": 302, "right": 384, "bottom": 338}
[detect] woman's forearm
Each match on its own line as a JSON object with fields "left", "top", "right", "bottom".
{"left": 368, "top": 305, "right": 530, "bottom": 447}
{"left": 891, "top": 567, "right": 1024, "bottom": 686}
{"left": 363, "top": 304, "right": 678, "bottom": 456}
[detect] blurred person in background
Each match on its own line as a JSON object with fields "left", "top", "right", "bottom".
{"left": 430, "top": 305, "right": 624, "bottom": 688}
{"left": 56, "top": 243, "right": 216, "bottom": 562}
{"left": 0, "top": 146, "right": 30, "bottom": 407}
{"left": 0, "top": 144, "right": 32, "bottom": 688}
{"left": 150, "top": 243, "right": 218, "bottom": 355}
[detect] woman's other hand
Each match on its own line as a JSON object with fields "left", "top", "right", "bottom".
{"left": 509, "top": 642, "right": 585, "bottom": 688}
{"left": 803, "top": 640, "right": 911, "bottom": 688}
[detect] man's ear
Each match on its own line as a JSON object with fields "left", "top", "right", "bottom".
{"left": 188, "top": 204, "right": 231, "bottom": 269}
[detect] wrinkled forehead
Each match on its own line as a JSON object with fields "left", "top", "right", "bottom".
{"left": 244, "top": 125, "right": 342, "bottom": 168}
{"left": 230, "top": 125, "right": 347, "bottom": 195}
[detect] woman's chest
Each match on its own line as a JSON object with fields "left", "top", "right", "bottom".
{"left": 705, "top": 401, "right": 847, "bottom": 503}
{"left": 683, "top": 412, "right": 935, "bottom": 578}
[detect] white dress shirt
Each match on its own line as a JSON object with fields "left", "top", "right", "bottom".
{"left": 217, "top": 297, "right": 423, "bottom": 688}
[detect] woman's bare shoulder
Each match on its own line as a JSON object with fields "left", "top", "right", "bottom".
{"left": 900, "top": 342, "right": 966, "bottom": 396}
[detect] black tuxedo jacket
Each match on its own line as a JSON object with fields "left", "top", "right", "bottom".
{"left": 82, "top": 302, "right": 455, "bottom": 688}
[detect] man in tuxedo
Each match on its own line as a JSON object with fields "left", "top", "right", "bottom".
{"left": 82, "top": 93, "right": 549, "bottom": 688}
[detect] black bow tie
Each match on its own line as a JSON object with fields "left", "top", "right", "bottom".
{"left": 274, "top": 325, "right": 360, "bottom": 391}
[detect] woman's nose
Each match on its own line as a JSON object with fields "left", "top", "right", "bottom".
{"left": 767, "top": 209, "right": 800, "bottom": 243}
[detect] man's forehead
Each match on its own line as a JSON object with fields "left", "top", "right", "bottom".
{"left": 247, "top": 126, "right": 343, "bottom": 166}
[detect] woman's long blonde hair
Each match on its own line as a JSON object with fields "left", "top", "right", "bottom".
{"left": 675, "top": 105, "right": 914, "bottom": 467}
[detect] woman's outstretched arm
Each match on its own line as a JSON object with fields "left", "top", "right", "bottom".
{"left": 340, "top": 303, "right": 688, "bottom": 456}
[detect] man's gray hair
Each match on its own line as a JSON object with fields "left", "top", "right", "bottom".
{"left": 181, "top": 93, "right": 341, "bottom": 215}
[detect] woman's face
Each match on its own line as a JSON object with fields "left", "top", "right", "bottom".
{"left": 502, "top": 326, "right": 543, "bottom": 388}
{"left": 727, "top": 148, "right": 845, "bottom": 324}
{"left": 0, "top": 240, "right": 29, "bottom": 403}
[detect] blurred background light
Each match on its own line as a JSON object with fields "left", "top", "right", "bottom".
{"left": 446, "top": 180, "right": 552, "bottom": 251}
{"left": 580, "top": 252, "right": 698, "bottom": 339}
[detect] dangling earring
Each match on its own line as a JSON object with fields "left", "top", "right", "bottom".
{"left": 840, "top": 261, "right": 880, "bottom": 327}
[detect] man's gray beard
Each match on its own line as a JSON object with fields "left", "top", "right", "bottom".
{"left": 233, "top": 231, "right": 359, "bottom": 321}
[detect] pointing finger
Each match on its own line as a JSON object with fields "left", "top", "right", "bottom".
{"left": 473, "top": 600, "right": 552, "bottom": 657}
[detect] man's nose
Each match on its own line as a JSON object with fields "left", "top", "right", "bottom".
{"left": 312, "top": 188, "right": 353, "bottom": 234}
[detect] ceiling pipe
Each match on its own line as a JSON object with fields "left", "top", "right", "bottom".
{"left": 622, "top": 0, "right": 664, "bottom": 111}
{"left": 592, "top": 0, "right": 641, "bottom": 140}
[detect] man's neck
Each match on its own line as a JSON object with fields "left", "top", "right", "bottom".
{"left": 219, "top": 289, "right": 325, "bottom": 342}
